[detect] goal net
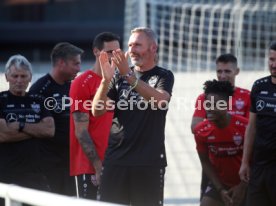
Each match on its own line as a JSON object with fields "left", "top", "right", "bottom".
{"left": 124, "top": 0, "right": 276, "bottom": 72}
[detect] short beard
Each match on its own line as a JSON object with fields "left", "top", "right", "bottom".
{"left": 271, "top": 67, "right": 276, "bottom": 78}
{"left": 131, "top": 60, "right": 142, "bottom": 67}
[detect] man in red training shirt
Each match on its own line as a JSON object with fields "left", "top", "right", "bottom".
{"left": 69, "top": 32, "right": 120, "bottom": 199}
{"left": 191, "top": 54, "right": 250, "bottom": 200}
{"left": 191, "top": 54, "right": 250, "bottom": 131}
{"left": 194, "top": 79, "right": 248, "bottom": 206}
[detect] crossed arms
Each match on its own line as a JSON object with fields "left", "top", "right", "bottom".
{"left": 0, "top": 117, "right": 54, "bottom": 143}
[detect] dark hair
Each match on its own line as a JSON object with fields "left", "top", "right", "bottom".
{"left": 51, "top": 42, "right": 83, "bottom": 65}
{"left": 269, "top": 41, "right": 276, "bottom": 51}
{"left": 204, "top": 79, "right": 234, "bottom": 99}
{"left": 216, "top": 53, "right": 237, "bottom": 66}
{"left": 92, "top": 32, "right": 120, "bottom": 50}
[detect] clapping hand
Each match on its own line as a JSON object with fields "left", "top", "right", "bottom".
{"left": 111, "top": 49, "right": 130, "bottom": 76}
{"left": 99, "top": 51, "right": 116, "bottom": 82}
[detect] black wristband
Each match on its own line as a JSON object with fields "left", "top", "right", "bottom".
{"left": 18, "top": 121, "right": 25, "bottom": 132}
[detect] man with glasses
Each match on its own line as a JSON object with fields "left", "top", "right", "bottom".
{"left": 70, "top": 32, "right": 120, "bottom": 199}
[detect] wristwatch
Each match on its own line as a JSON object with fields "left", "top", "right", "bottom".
{"left": 121, "top": 70, "right": 134, "bottom": 79}
{"left": 18, "top": 121, "right": 25, "bottom": 132}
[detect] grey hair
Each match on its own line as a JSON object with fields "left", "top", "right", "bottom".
{"left": 131, "top": 27, "right": 158, "bottom": 45}
{"left": 5, "top": 54, "right": 32, "bottom": 75}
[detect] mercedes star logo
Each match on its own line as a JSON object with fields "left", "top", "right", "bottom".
{"left": 54, "top": 102, "right": 63, "bottom": 113}
{"left": 256, "top": 100, "right": 265, "bottom": 111}
{"left": 6, "top": 113, "right": 18, "bottom": 123}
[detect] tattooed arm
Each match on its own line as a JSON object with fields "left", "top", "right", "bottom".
{"left": 73, "top": 111, "right": 102, "bottom": 185}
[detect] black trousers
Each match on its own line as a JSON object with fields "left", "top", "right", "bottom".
{"left": 246, "top": 164, "right": 276, "bottom": 206}
{"left": 98, "top": 165, "right": 165, "bottom": 206}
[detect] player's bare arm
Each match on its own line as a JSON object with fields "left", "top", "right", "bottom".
{"left": 73, "top": 111, "right": 102, "bottom": 185}
{"left": 22, "top": 117, "right": 55, "bottom": 138}
{"left": 198, "top": 152, "right": 233, "bottom": 205}
{"left": 239, "top": 112, "right": 256, "bottom": 182}
{"left": 227, "top": 181, "right": 247, "bottom": 206}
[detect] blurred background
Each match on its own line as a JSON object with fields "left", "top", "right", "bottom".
{"left": 0, "top": 0, "right": 275, "bottom": 71}
{"left": 0, "top": 0, "right": 125, "bottom": 62}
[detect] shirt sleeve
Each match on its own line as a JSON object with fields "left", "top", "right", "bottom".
{"left": 70, "top": 79, "right": 92, "bottom": 114}
{"left": 250, "top": 83, "right": 257, "bottom": 113}
{"left": 155, "top": 70, "right": 174, "bottom": 96}
{"left": 29, "top": 76, "right": 46, "bottom": 95}
{"left": 29, "top": 82, "right": 40, "bottom": 94}
{"left": 193, "top": 94, "right": 206, "bottom": 118}
{"left": 194, "top": 132, "right": 208, "bottom": 154}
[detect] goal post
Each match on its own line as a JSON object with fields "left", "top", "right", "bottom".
{"left": 124, "top": 0, "right": 276, "bottom": 72}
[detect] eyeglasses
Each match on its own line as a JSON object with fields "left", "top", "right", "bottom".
{"left": 105, "top": 50, "right": 114, "bottom": 54}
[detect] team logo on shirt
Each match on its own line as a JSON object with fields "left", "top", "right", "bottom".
{"left": 148, "top": 76, "right": 158, "bottom": 87}
{"left": 235, "top": 100, "right": 245, "bottom": 110}
{"left": 233, "top": 135, "right": 242, "bottom": 146}
{"left": 119, "top": 89, "right": 129, "bottom": 100}
{"left": 256, "top": 100, "right": 265, "bottom": 111}
{"left": 54, "top": 101, "right": 63, "bottom": 113}
{"left": 31, "top": 103, "right": 41, "bottom": 113}
{"left": 6, "top": 113, "right": 18, "bottom": 123}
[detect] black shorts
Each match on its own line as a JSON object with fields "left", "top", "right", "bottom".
{"left": 75, "top": 174, "right": 98, "bottom": 200}
{"left": 203, "top": 182, "right": 224, "bottom": 202}
{"left": 98, "top": 165, "right": 165, "bottom": 206}
{"left": 246, "top": 164, "right": 276, "bottom": 206}
{"left": 200, "top": 171, "right": 209, "bottom": 200}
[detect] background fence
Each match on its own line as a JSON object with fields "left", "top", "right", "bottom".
{"left": 124, "top": 0, "right": 276, "bottom": 72}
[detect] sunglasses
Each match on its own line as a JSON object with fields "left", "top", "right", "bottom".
{"left": 105, "top": 50, "right": 114, "bottom": 54}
